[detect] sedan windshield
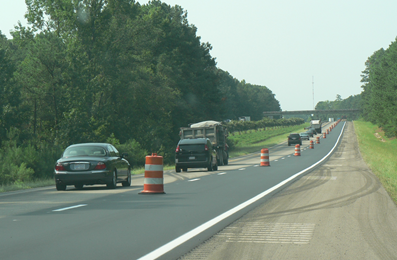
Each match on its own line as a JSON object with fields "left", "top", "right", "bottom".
{"left": 63, "top": 146, "right": 107, "bottom": 157}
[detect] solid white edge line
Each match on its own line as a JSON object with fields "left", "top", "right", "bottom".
{"left": 138, "top": 122, "right": 346, "bottom": 260}
{"left": 53, "top": 204, "right": 87, "bottom": 212}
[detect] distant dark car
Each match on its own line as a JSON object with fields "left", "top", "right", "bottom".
{"left": 54, "top": 143, "right": 131, "bottom": 191}
{"left": 299, "top": 132, "right": 310, "bottom": 140}
{"left": 309, "top": 127, "right": 317, "bottom": 135}
{"left": 288, "top": 133, "right": 302, "bottom": 146}
{"left": 175, "top": 138, "right": 218, "bottom": 172}
{"left": 306, "top": 128, "right": 316, "bottom": 137}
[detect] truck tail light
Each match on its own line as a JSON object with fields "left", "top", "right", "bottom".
{"left": 94, "top": 162, "right": 106, "bottom": 170}
{"left": 175, "top": 145, "right": 180, "bottom": 152}
{"left": 204, "top": 145, "right": 209, "bottom": 151}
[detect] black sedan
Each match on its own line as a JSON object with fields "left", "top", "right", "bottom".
{"left": 54, "top": 143, "right": 131, "bottom": 191}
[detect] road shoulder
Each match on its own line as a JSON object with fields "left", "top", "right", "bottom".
{"left": 179, "top": 121, "right": 397, "bottom": 260}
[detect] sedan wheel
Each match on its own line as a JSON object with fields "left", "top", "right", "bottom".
{"left": 56, "top": 183, "right": 66, "bottom": 191}
{"left": 107, "top": 170, "right": 117, "bottom": 189}
{"left": 122, "top": 172, "right": 131, "bottom": 187}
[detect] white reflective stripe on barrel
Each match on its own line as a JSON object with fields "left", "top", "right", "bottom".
{"left": 144, "top": 178, "right": 164, "bottom": 185}
{"left": 145, "top": 164, "right": 163, "bottom": 171}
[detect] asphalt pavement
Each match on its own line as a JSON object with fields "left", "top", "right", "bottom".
{"left": 178, "top": 121, "right": 397, "bottom": 260}
{"left": 2, "top": 121, "right": 396, "bottom": 260}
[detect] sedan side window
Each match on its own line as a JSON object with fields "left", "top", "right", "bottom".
{"left": 108, "top": 145, "right": 116, "bottom": 157}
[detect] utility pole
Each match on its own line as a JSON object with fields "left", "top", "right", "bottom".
{"left": 312, "top": 76, "right": 314, "bottom": 110}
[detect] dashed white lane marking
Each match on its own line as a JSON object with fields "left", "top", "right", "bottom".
{"left": 239, "top": 168, "right": 246, "bottom": 171}
{"left": 53, "top": 204, "right": 87, "bottom": 212}
{"left": 188, "top": 178, "right": 201, "bottom": 182}
{"left": 217, "top": 172, "right": 227, "bottom": 175}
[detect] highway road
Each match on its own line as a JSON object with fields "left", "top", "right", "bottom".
{"left": 1, "top": 121, "right": 396, "bottom": 260}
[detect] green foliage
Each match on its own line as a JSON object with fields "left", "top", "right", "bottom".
{"left": 0, "top": 0, "right": 283, "bottom": 185}
{"left": 225, "top": 118, "right": 304, "bottom": 133}
{"left": 227, "top": 122, "right": 310, "bottom": 157}
{"left": 354, "top": 120, "right": 397, "bottom": 204}
{"left": 360, "top": 39, "right": 397, "bottom": 137}
{"left": 114, "top": 139, "right": 148, "bottom": 168}
{"left": 314, "top": 94, "right": 361, "bottom": 121}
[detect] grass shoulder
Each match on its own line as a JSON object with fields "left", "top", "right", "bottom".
{"left": 228, "top": 123, "right": 310, "bottom": 158}
{"left": 354, "top": 120, "right": 397, "bottom": 204}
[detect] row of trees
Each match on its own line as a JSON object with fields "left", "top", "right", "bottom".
{"left": 314, "top": 94, "right": 361, "bottom": 121}
{"left": 0, "top": 0, "right": 281, "bottom": 184}
{"left": 225, "top": 118, "right": 304, "bottom": 133}
{"left": 361, "top": 38, "right": 397, "bottom": 137}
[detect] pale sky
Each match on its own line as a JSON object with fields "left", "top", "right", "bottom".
{"left": 1, "top": 0, "right": 397, "bottom": 111}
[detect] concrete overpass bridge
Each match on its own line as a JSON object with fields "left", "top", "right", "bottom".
{"left": 263, "top": 109, "right": 361, "bottom": 118}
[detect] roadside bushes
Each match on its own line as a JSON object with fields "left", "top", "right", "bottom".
{"left": 0, "top": 128, "right": 63, "bottom": 185}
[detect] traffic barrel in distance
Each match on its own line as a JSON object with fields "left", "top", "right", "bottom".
{"left": 310, "top": 140, "right": 314, "bottom": 149}
{"left": 139, "top": 153, "right": 165, "bottom": 194}
{"left": 327, "top": 129, "right": 330, "bottom": 134}
{"left": 294, "top": 144, "right": 301, "bottom": 156}
{"left": 316, "top": 136, "right": 320, "bottom": 144}
{"left": 260, "top": 148, "right": 270, "bottom": 166}
{"left": 323, "top": 132, "right": 326, "bottom": 139}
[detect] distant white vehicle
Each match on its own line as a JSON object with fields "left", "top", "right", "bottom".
{"left": 310, "top": 119, "right": 322, "bottom": 133}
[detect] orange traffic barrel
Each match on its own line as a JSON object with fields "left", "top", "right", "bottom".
{"left": 316, "top": 136, "right": 320, "bottom": 144}
{"left": 139, "top": 153, "right": 165, "bottom": 194}
{"left": 310, "top": 140, "right": 314, "bottom": 149}
{"left": 327, "top": 129, "right": 330, "bottom": 134}
{"left": 294, "top": 144, "right": 301, "bottom": 156}
{"left": 260, "top": 148, "right": 270, "bottom": 166}
{"left": 323, "top": 132, "right": 326, "bottom": 139}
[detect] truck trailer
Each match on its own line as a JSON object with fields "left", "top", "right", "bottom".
{"left": 310, "top": 119, "right": 322, "bottom": 134}
{"left": 179, "top": 120, "right": 229, "bottom": 165}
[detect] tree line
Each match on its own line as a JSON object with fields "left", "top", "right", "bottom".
{"left": 0, "top": 0, "right": 282, "bottom": 185}
{"left": 314, "top": 94, "right": 361, "bottom": 121}
{"left": 361, "top": 38, "right": 397, "bottom": 137}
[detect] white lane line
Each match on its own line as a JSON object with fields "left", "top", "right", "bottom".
{"left": 188, "top": 178, "right": 201, "bottom": 182}
{"left": 239, "top": 168, "right": 246, "bottom": 171}
{"left": 137, "top": 122, "right": 346, "bottom": 260}
{"left": 53, "top": 204, "right": 87, "bottom": 212}
{"left": 217, "top": 172, "right": 227, "bottom": 175}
